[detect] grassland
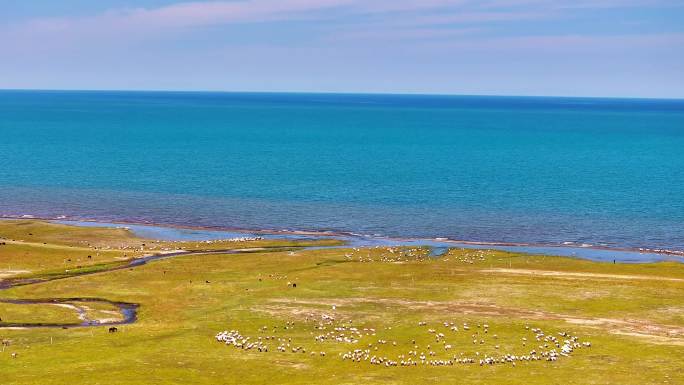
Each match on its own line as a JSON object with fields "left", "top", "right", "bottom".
{"left": 0, "top": 302, "right": 81, "bottom": 325}
{"left": 1, "top": 220, "right": 682, "bottom": 384}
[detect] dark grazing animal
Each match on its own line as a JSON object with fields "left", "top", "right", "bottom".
{"left": 108, "top": 327, "right": 118, "bottom": 333}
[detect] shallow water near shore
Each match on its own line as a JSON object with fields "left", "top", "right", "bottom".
{"left": 2, "top": 91, "right": 683, "bottom": 253}
{"left": 53, "top": 220, "right": 683, "bottom": 263}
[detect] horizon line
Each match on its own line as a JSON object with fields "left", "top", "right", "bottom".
{"left": 1, "top": 87, "right": 683, "bottom": 102}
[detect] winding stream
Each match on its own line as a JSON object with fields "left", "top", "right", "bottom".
{"left": 0, "top": 247, "right": 295, "bottom": 329}
{"left": 0, "top": 298, "right": 138, "bottom": 328}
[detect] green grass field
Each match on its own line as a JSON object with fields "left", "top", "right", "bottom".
{"left": 1, "top": 220, "right": 682, "bottom": 384}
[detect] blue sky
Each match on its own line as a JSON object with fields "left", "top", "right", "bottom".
{"left": 1, "top": 1, "right": 682, "bottom": 98}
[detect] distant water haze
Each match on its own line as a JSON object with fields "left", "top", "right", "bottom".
{"left": 1, "top": 91, "right": 683, "bottom": 252}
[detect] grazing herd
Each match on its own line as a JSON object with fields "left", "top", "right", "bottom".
{"left": 2, "top": 339, "right": 17, "bottom": 359}
{"left": 163, "top": 237, "right": 265, "bottom": 250}
{"left": 70, "top": 234, "right": 266, "bottom": 255}
{"left": 343, "top": 247, "right": 490, "bottom": 265}
{"left": 340, "top": 322, "right": 592, "bottom": 368}
{"left": 212, "top": 246, "right": 594, "bottom": 370}
{"left": 344, "top": 247, "right": 430, "bottom": 263}
{"left": 215, "top": 311, "right": 592, "bottom": 370}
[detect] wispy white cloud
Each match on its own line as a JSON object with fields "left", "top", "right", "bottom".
{"left": 3, "top": 0, "right": 676, "bottom": 45}
{"left": 5, "top": 0, "right": 351, "bottom": 35}
{"left": 1, "top": 0, "right": 682, "bottom": 61}
{"left": 390, "top": 10, "right": 549, "bottom": 27}
{"left": 333, "top": 27, "right": 482, "bottom": 41}
{"left": 119, "top": 0, "right": 353, "bottom": 28}
{"left": 478, "top": 0, "right": 684, "bottom": 9}
{"left": 4, "top": 0, "right": 682, "bottom": 37}
{"left": 424, "top": 32, "right": 684, "bottom": 52}
{"left": 0, "top": 0, "right": 521, "bottom": 54}
{"left": 2, "top": 0, "right": 474, "bottom": 34}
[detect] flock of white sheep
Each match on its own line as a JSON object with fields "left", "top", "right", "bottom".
{"left": 215, "top": 311, "right": 592, "bottom": 369}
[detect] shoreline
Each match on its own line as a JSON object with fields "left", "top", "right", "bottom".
{"left": 2, "top": 214, "right": 683, "bottom": 261}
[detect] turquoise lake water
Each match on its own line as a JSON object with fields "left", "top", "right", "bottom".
{"left": 1, "top": 90, "right": 683, "bottom": 253}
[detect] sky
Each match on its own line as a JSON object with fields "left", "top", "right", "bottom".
{"left": 0, "top": 0, "right": 683, "bottom": 98}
